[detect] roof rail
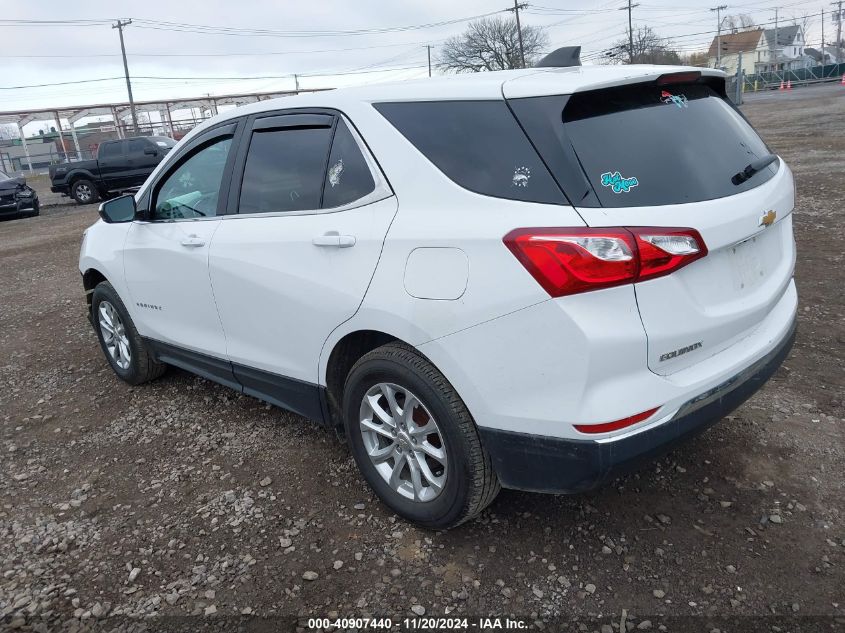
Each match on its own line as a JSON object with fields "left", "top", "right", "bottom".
{"left": 535, "top": 46, "right": 581, "bottom": 68}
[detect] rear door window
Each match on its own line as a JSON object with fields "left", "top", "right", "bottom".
{"left": 98, "top": 141, "right": 124, "bottom": 158}
{"left": 239, "top": 127, "right": 333, "bottom": 214}
{"left": 128, "top": 139, "right": 146, "bottom": 155}
{"left": 374, "top": 100, "right": 565, "bottom": 205}
{"left": 322, "top": 119, "right": 375, "bottom": 209}
{"left": 560, "top": 83, "right": 776, "bottom": 207}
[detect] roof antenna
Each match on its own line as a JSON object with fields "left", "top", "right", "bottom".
{"left": 535, "top": 46, "right": 581, "bottom": 68}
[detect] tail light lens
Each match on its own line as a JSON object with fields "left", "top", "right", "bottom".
{"left": 633, "top": 227, "right": 707, "bottom": 281}
{"left": 574, "top": 407, "right": 660, "bottom": 434}
{"left": 504, "top": 226, "right": 707, "bottom": 297}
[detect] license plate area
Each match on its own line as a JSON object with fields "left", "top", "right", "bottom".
{"left": 729, "top": 235, "right": 766, "bottom": 291}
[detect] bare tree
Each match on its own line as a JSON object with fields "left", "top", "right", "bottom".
{"left": 681, "top": 51, "right": 711, "bottom": 67}
{"left": 722, "top": 14, "right": 756, "bottom": 33}
{"left": 0, "top": 124, "right": 17, "bottom": 140}
{"left": 790, "top": 12, "right": 810, "bottom": 43}
{"left": 606, "top": 26, "right": 681, "bottom": 65}
{"left": 438, "top": 16, "right": 548, "bottom": 72}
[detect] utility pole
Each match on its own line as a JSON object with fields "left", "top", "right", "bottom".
{"left": 774, "top": 8, "right": 779, "bottom": 68}
{"left": 620, "top": 0, "right": 640, "bottom": 64}
{"left": 833, "top": 1, "right": 843, "bottom": 63}
{"left": 821, "top": 8, "right": 825, "bottom": 65}
{"left": 294, "top": 74, "right": 300, "bottom": 92}
{"left": 113, "top": 19, "right": 138, "bottom": 134}
{"left": 735, "top": 50, "right": 743, "bottom": 104}
{"left": 426, "top": 45, "right": 432, "bottom": 77}
{"left": 710, "top": 5, "right": 728, "bottom": 68}
{"left": 507, "top": 0, "right": 528, "bottom": 68}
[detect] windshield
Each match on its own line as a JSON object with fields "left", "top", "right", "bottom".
{"left": 561, "top": 82, "right": 777, "bottom": 207}
{"left": 0, "top": 169, "right": 10, "bottom": 182}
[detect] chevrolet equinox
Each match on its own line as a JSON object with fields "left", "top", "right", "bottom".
{"left": 80, "top": 63, "right": 797, "bottom": 529}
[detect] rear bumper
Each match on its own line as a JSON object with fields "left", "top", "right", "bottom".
{"left": 478, "top": 317, "right": 796, "bottom": 494}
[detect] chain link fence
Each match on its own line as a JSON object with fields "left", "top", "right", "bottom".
{"left": 744, "top": 62, "right": 845, "bottom": 91}
{"left": 725, "top": 62, "right": 844, "bottom": 104}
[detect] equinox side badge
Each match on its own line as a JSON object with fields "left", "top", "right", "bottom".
{"left": 659, "top": 341, "right": 703, "bottom": 362}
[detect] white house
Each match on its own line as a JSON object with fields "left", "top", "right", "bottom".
{"left": 707, "top": 25, "right": 809, "bottom": 75}
{"left": 706, "top": 28, "right": 762, "bottom": 75}
{"left": 753, "top": 25, "right": 807, "bottom": 72}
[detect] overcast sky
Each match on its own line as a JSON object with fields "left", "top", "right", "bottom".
{"left": 0, "top": 0, "right": 835, "bottom": 129}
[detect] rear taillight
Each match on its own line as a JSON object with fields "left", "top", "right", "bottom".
{"left": 504, "top": 227, "right": 707, "bottom": 297}
{"left": 632, "top": 227, "right": 707, "bottom": 281}
{"left": 573, "top": 407, "right": 660, "bottom": 434}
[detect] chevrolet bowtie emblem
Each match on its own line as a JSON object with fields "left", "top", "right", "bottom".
{"left": 759, "top": 210, "right": 777, "bottom": 227}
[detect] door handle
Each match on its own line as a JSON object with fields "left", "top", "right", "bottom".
{"left": 312, "top": 231, "right": 356, "bottom": 248}
{"left": 180, "top": 235, "right": 206, "bottom": 247}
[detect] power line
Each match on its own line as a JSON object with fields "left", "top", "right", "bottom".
{"left": 0, "top": 39, "right": 449, "bottom": 60}
{"left": 0, "top": 11, "right": 505, "bottom": 39}
{"left": 0, "top": 19, "right": 110, "bottom": 26}
{"left": 0, "top": 77, "right": 124, "bottom": 90}
{"left": 0, "top": 64, "right": 431, "bottom": 91}
{"left": 128, "top": 12, "right": 505, "bottom": 38}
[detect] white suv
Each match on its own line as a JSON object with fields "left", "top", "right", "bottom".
{"left": 80, "top": 64, "right": 797, "bottom": 529}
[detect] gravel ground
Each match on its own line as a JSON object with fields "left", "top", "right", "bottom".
{"left": 1, "top": 84, "right": 843, "bottom": 632}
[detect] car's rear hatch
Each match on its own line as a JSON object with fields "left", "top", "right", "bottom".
{"left": 505, "top": 69, "right": 796, "bottom": 375}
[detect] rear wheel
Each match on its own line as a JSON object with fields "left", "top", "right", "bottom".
{"left": 71, "top": 179, "right": 99, "bottom": 205}
{"left": 91, "top": 282, "right": 166, "bottom": 385}
{"left": 343, "top": 343, "right": 499, "bottom": 529}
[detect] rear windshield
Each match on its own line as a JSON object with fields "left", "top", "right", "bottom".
{"left": 561, "top": 83, "right": 776, "bottom": 207}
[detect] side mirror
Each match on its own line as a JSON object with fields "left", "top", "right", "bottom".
{"left": 99, "top": 194, "right": 137, "bottom": 224}
{"left": 144, "top": 147, "right": 158, "bottom": 156}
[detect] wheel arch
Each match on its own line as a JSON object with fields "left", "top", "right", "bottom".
{"left": 323, "top": 329, "right": 401, "bottom": 428}
{"left": 82, "top": 267, "right": 109, "bottom": 318}
{"left": 67, "top": 170, "right": 97, "bottom": 187}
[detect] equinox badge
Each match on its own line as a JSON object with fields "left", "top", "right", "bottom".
{"left": 659, "top": 341, "right": 703, "bottom": 362}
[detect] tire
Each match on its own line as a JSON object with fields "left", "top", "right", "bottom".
{"left": 71, "top": 179, "right": 100, "bottom": 205}
{"left": 91, "top": 281, "right": 166, "bottom": 385}
{"left": 343, "top": 343, "right": 499, "bottom": 530}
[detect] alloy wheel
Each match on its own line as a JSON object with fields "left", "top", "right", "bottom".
{"left": 98, "top": 300, "right": 131, "bottom": 370}
{"left": 359, "top": 382, "right": 448, "bottom": 502}
{"left": 75, "top": 183, "right": 92, "bottom": 202}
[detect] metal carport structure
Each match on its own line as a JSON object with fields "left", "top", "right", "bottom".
{"left": 0, "top": 87, "right": 329, "bottom": 172}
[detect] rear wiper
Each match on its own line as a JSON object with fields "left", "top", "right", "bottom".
{"left": 731, "top": 154, "right": 778, "bottom": 185}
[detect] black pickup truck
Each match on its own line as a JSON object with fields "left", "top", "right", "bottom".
{"left": 50, "top": 136, "right": 175, "bottom": 204}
